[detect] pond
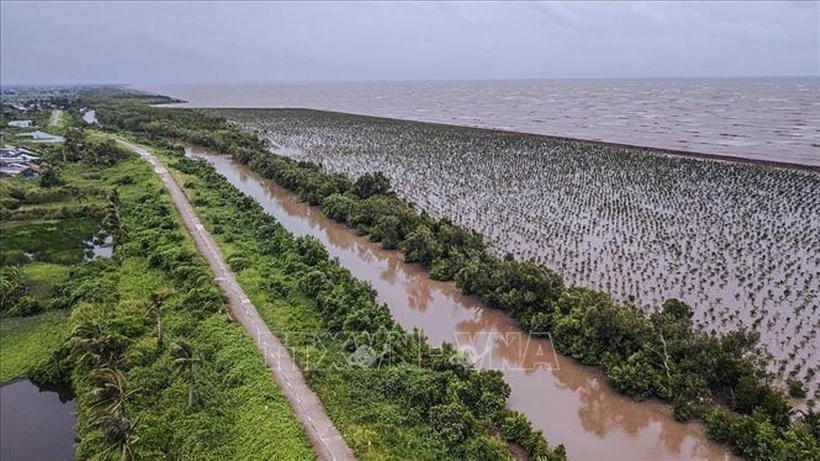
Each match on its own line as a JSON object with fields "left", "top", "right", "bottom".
{"left": 185, "top": 145, "right": 735, "bottom": 460}
{"left": 0, "top": 380, "right": 75, "bottom": 460}
{"left": 84, "top": 232, "right": 113, "bottom": 261}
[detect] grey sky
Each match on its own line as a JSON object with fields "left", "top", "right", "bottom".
{"left": 1, "top": 1, "right": 818, "bottom": 85}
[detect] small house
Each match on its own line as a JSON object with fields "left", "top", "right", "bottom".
{"left": 0, "top": 164, "right": 39, "bottom": 178}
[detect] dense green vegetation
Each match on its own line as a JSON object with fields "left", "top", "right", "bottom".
{"left": 89, "top": 94, "right": 820, "bottom": 460}
{"left": 2, "top": 130, "right": 315, "bottom": 459}
{"left": 0, "top": 139, "right": 132, "bottom": 318}
{"left": 1, "top": 150, "right": 111, "bottom": 321}
{"left": 85, "top": 88, "right": 568, "bottom": 460}
{"left": 62, "top": 157, "right": 314, "bottom": 460}
{"left": 163, "top": 152, "right": 564, "bottom": 460}
{"left": 0, "top": 310, "right": 69, "bottom": 384}
{"left": 1, "top": 136, "right": 112, "bottom": 387}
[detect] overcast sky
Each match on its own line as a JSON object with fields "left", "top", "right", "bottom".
{"left": 1, "top": 1, "right": 818, "bottom": 85}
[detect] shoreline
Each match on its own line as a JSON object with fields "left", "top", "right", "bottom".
{"left": 159, "top": 104, "right": 819, "bottom": 173}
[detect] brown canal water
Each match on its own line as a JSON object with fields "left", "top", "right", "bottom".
{"left": 0, "top": 380, "right": 76, "bottom": 460}
{"left": 184, "top": 145, "right": 734, "bottom": 461}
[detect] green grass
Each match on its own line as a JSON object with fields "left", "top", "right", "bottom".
{"left": 57, "top": 152, "right": 315, "bottom": 460}
{"left": 1, "top": 139, "right": 315, "bottom": 458}
{"left": 164, "top": 152, "right": 536, "bottom": 460}
{"left": 0, "top": 217, "right": 98, "bottom": 265}
{"left": 117, "top": 258, "right": 167, "bottom": 300}
{"left": 19, "top": 262, "right": 71, "bottom": 304}
{"left": 0, "top": 310, "right": 70, "bottom": 384}
{"left": 237, "top": 265, "right": 449, "bottom": 459}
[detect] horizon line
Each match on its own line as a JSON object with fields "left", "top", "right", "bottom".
{"left": 2, "top": 74, "right": 819, "bottom": 88}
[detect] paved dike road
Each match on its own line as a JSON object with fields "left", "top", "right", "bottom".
{"left": 118, "top": 140, "right": 355, "bottom": 461}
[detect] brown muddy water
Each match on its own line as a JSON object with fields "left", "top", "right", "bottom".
{"left": 184, "top": 145, "right": 734, "bottom": 460}
{"left": 0, "top": 380, "right": 76, "bottom": 460}
{"left": 141, "top": 78, "right": 820, "bottom": 167}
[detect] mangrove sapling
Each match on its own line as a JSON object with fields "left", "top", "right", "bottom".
{"left": 220, "top": 108, "right": 819, "bottom": 387}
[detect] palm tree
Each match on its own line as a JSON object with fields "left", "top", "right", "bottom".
{"left": 170, "top": 341, "right": 199, "bottom": 407}
{"left": 86, "top": 367, "right": 140, "bottom": 460}
{"left": 88, "top": 367, "right": 136, "bottom": 417}
{"left": 102, "top": 189, "right": 127, "bottom": 246}
{"left": 38, "top": 162, "right": 63, "bottom": 188}
{"left": 69, "top": 322, "right": 122, "bottom": 368}
{"left": 94, "top": 413, "right": 140, "bottom": 461}
{"left": 63, "top": 126, "right": 87, "bottom": 162}
{"left": 146, "top": 289, "right": 172, "bottom": 348}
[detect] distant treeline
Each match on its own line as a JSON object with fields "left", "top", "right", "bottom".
{"left": 90, "top": 95, "right": 819, "bottom": 460}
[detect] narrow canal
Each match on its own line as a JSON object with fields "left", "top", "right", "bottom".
{"left": 185, "top": 145, "right": 734, "bottom": 460}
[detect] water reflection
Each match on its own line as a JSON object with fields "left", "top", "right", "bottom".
{"left": 84, "top": 232, "right": 113, "bottom": 261}
{"left": 187, "top": 146, "right": 733, "bottom": 460}
{"left": 0, "top": 380, "right": 75, "bottom": 461}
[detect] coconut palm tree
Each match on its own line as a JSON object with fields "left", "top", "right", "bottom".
{"left": 86, "top": 367, "right": 140, "bottom": 460}
{"left": 94, "top": 413, "right": 140, "bottom": 461}
{"left": 146, "top": 289, "right": 172, "bottom": 348}
{"left": 88, "top": 367, "right": 137, "bottom": 417}
{"left": 70, "top": 322, "right": 122, "bottom": 368}
{"left": 170, "top": 341, "right": 199, "bottom": 407}
{"left": 102, "top": 189, "right": 127, "bottom": 245}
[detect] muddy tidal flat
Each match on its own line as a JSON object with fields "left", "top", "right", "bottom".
{"left": 140, "top": 78, "right": 820, "bottom": 167}
{"left": 213, "top": 108, "right": 820, "bottom": 389}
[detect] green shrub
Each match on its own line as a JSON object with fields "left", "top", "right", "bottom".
{"left": 789, "top": 379, "right": 808, "bottom": 398}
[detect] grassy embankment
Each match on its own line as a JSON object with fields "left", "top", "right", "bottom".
{"left": 1, "top": 123, "right": 315, "bottom": 459}
{"left": 149, "top": 144, "right": 565, "bottom": 460}
{"left": 0, "top": 310, "right": 68, "bottom": 384}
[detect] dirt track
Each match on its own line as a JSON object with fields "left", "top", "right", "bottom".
{"left": 49, "top": 109, "right": 62, "bottom": 126}
{"left": 119, "top": 140, "right": 355, "bottom": 461}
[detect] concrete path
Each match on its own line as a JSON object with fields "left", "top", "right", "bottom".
{"left": 119, "top": 140, "right": 355, "bottom": 461}
{"left": 49, "top": 109, "right": 62, "bottom": 127}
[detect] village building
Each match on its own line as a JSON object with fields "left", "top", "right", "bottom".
{"left": 0, "top": 164, "right": 40, "bottom": 178}
{"left": 0, "top": 145, "right": 41, "bottom": 177}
